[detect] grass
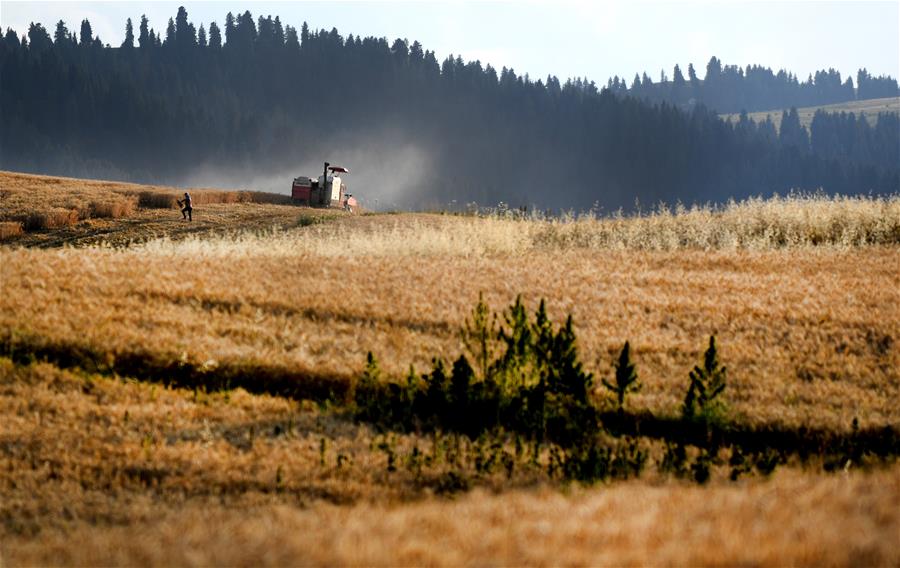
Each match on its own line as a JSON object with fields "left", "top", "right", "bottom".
{"left": 1, "top": 171, "right": 899, "bottom": 565}
{"left": 3, "top": 217, "right": 896, "bottom": 433}
{"left": 0, "top": 170, "right": 294, "bottom": 235}
{"left": 720, "top": 95, "right": 900, "bottom": 130}
{"left": 0, "top": 221, "right": 23, "bottom": 240}
{"left": 2, "top": 359, "right": 898, "bottom": 566}
{"left": 0, "top": 359, "right": 900, "bottom": 566}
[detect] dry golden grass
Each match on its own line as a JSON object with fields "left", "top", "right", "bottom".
{"left": 2, "top": 174, "right": 899, "bottom": 566}
{"left": 0, "top": 221, "right": 23, "bottom": 241}
{"left": 0, "top": 170, "right": 293, "bottom": 233}
{"left": 0, "top": 359, "right": 521, "bottom": 534}
{"left": 535, "top": 194, "right": 900, "bottom": 248}
{"left": 4, "top": 203, "right": 337, "bottom": 249}
{"left": 2, "top": 358, "right": 898, "bottom": 567}
{"left": 1, "top": 213, "right": 898, "bottom": 432}
{"left": 7, "top": 471, "right": 899, "bottom": 567}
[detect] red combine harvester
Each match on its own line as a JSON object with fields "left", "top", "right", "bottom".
{"left": 291, "top": 162, "right": 358, "bottom": 212}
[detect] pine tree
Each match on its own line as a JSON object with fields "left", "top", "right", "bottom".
{"left": 273, "top": 16, "right": 284, "bottom": 45}
{"left": 26, "top": 22, "right": 51, "bottom": 53}
{"left": 602, "top": 341, "right": 641, "bottom": 412}
{"left": 79, "top": 19, "right": 93, "bottom": 45}
{"left": 463, "top": 292, "right": 496, "bottom": 382}
{"left": 164, "top": 17, "right": 176, "bottom": 47}
{"left": 779, "top": 107, "right": 809, "bottom": 152}
{"left": 122, "top": 18, "right": 134, "bottom": 49}
{"left": 300, "top": 21, "right": 309, "bottom": 45}
{"left": 174, "top": 6, "right": 190, "bottom": 49}
{"left": 208, "top": 21, "right": 221, "bottom": 49}
{"left": 673, "top": 64, "right": 685, "bottom": 86}
{"left": 224, "top": 12, "right": 235, "bottom": 47}
{"left": 53, "top": 20, "right": 69, "bottom": 46}
{"left": 138, "top": 15, "right": 150, "bottom": 48}
{"left": 197, "top": 24, "right": 207, "bottom": 47}
{"left": 547, "top": 315, "right": 593, "bottom": 404}
{"left": 284, "top": 25, "right": 299, "bottom": 51}
{"left": 4, "top": 28, "right": 21, "bottom": 49}
{"left": 682, "top": 336, "right": 727, "bottom": 420}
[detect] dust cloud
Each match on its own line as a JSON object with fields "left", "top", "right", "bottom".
{"left": 177, "top": 127, "right": 436, "bottom": 211}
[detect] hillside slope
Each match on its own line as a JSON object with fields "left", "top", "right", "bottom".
{"left": 2, "top": 173, "right": 899, "bottom": 565}
{"left": 721, "top": 96, "right": 900, "bottom": 130}
{"left": 0, "top": 170, "right": 335, "bottom": 247}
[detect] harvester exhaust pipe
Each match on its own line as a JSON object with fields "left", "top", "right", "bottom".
{"left": 323, "top": 162, "right": 330, "bottom": 178}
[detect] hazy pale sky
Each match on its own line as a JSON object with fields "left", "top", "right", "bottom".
{"left": 2, "top": 1, "right": 898, "bottom": 86}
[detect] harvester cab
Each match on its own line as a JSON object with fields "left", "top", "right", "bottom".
{"left": 292, "top": 161, "right": 356, "bottom": 212}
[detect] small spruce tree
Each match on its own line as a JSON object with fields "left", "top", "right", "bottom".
{"left": 462, "top": 292, "right": 496, "bottom": 382}
{"left": 354, "top": 351, "right": 382, "bottom": 418}
{"left": 602, "top": 341, "right": 641, "bottom": 412}
{"left": 683, "top": 335, "right": 727, "bottom": 420}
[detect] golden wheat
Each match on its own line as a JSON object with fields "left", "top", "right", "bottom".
{"left": 0, "top": 221, "right": 23, "bottom": 240}
{"left": 2, "top": 181, "right": 899, "bottom": 565}
{"left": 3, "top": 358, "right": 898, "bottom": 567}
{"left": 2, "top": 215, "right": 897, "bottom": 431}
{"left": 0, "top": 170, "right": 292, "bottom": 233}
{"left": 7, "top": 471, "right": 899, "bottom": 567}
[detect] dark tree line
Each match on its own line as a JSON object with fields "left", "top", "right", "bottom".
{"left": 1, "top": 9, "right": 897, "bottom": 211}
{"left": 610, "top": 56, "right": 899, "bottom": 114}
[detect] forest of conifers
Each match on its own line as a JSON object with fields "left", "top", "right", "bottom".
{"left": 1, "top": 7, "right": 898, "bottom": 210}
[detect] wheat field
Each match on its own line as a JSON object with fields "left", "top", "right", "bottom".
{"left": 2, "top": 172, "right": 899, "bottom": 565}
{"left": 2, "top": 214, "right": 898, "bottom": 431}
{"left": 3, "top": 359, "right": 898, "bottom": 567}
{"left": 0, "top": 170, "right": 293, "bottom": 236}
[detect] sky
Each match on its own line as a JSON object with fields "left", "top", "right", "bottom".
{"left": 1, "top": 1, "right": 898, "bottom": 87}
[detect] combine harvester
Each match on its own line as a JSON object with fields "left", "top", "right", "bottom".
{"left": 291, "top": 162, "right": 358, "bottom": 212}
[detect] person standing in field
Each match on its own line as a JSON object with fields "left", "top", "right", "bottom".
{"left": 177, "top": 192, "right": 193, "bottom": 221}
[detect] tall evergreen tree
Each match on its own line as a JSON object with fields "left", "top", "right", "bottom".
{"left": 122, "top": 18, "right": 134, "bottom": 49}
{"left": 273, "top": 16, "right": 284, "bottom": 45}
{"left": 208, "top": 21, "right": 221, "bottom": 49}
{"left": 779, "top": 107, "right": 809, "bottom": 152}
{"left": 197, "top": 24, "right": 207, "bottom": 47}
{"left": 27, "top": 22, "right": 52, "bottom": 53}
{"left": 164, "top": 17, "right": 176, "bottom": 47}
{"left": 673, "top": 64, "right": 685, "bottom": 86}
{"left": 284, "top": 25, "right": 299, "bottom": 51}
{"left": 138, "top": 15, "right": 150, "bottom": 48}
{"left": 79, "top": 19, "right": 92, "bottom": 45}
{"left": 300, "top": 21, "right": 309, "bottom": 44}
{"left": 53, "top": 20, "right": 69, "bottom": 46}
{"left": 224, "top": 12, "right": 236, "bottom": 46}
{"left": 174, "top": 6, "right": 190, "bottom": 49}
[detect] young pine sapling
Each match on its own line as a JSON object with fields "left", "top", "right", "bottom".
{"left": 683, "top": 335, "right": 727, "bottom": 421}
{"left": 602, "top": 341, "right": 641, "bottom": 412}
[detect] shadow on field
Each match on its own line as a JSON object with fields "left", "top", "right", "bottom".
{"left": 3, "top": 332, "right": 898, "bottom": 468}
